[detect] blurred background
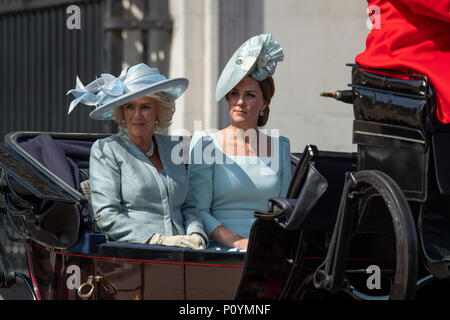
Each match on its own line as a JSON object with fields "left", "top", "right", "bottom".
{"left": 0, "top": 0, "right": 370, "bottom": 299}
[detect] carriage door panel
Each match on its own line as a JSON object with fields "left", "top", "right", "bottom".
{"left": 93, "top": 259, "right": 185, "bottom": 300}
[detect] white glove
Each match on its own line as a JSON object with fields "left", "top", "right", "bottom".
{"left": 189, "top": 233, "right": 207, "bottom": 250}
{"left": 148, "top": 233, "right": 206, "bottom": 250}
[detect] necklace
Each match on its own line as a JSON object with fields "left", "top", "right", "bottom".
{"left": 145, "top": 142, "right": 154, "bottom": 157}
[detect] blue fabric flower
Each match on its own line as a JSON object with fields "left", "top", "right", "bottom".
{"left": 238, "top": 34, "right": 284, "bottom": 81}
{"left": 66, "top": 63, "right": 187, "bottom": 120}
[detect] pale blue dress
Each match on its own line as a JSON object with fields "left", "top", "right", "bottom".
{"left": 188, "top": 131, "right": 291, "bottom": 249}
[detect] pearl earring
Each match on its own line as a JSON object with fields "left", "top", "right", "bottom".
{"left": 259, "top": 110, "right": 264, "bottom": 117}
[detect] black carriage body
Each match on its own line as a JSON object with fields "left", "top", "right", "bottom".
{"left": 27, "top": 240, "right": 244, "bottom": 300}
{"left": 350, "top": 65, "right": 450, "bottom": 279}
{"left": 351, "top": 65, "right": 433, "bottom": 202}
{"left": 0, "top": 131, "right": 244, "bottom": 300}
{"left": 236, "top": 147, "right": 414, "bottom": 300}
{"left": 236, "top": 149, "right": 360, "bottom": 299}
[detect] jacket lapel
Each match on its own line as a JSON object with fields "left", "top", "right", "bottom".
{"left": 118, "top": 131, "right": 176, "bottom": 203}
{"left": 118, "top": 130, "right": 165, "bottom": 187}
{"left": 154, "top": 134, "right": 174, "bottom": 199}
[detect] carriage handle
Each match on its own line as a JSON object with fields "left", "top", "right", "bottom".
{"left": 77, "top": 275, "right": 101, "bottom": 299}
{"left": 77, "top": 275, "right": 117, "bottom": 300}
{"left": 320, "top": 90, "right": 353, "bottom": 104}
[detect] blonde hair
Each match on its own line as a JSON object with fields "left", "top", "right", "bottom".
{"left": 112, "top": 92, "right": 175, "bottom": 132}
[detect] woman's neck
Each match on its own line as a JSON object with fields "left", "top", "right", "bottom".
{"left": 127, "top": 131, "right": 154, "bottom": 154}
{"left": 227, "top": 123, "right": 258, "bottom": 134}
{"left": 218, "top": 125, "right": 272, "bottom": 157}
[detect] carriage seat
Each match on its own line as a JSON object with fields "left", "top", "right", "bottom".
{"left": 14, "top": 133, "right": 103, "bottom": 251}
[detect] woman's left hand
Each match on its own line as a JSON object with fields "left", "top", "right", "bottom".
{"left": 189, "top": 233, "right": 207, "bottom": 250}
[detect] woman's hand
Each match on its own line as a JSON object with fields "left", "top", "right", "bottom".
{"left": 148, "top": 233, "right": 205, "bottom": 250}
{"left": 210, "top": 225, "right": 249, "bottom": 250}
{"left": 231, "top": 238, "right": 249, "bottom": 251}
{"left": 189, "top": 233, "right": 207, "bottom": 250}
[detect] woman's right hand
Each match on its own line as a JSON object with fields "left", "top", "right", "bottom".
{"left": 232, "top": 238, "right": 249, "bottom": 251}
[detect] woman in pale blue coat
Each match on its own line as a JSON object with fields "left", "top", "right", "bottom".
{"left": 188, "top": 34, "right": 291, "bottom": 250}
{"left": 68, "top": 63, "right": 206, "bottom": 249}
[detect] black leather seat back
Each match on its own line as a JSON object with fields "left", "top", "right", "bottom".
{"left": 350, "top": 65, "right": 438, "bottom": 201}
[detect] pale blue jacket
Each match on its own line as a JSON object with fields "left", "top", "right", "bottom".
{"left": 89, "top": 130, "right": 206, "bottom": 243}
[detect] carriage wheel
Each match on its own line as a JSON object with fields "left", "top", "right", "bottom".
{"left": 341, "top": 170, "right": 419, "bottom": 300}
{"left": 307, "top": 170, "right": 418, "bottom": 300}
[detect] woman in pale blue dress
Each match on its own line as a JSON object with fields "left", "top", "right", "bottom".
{"left": 188, "top": 34, "right": 291, "bottom": 250}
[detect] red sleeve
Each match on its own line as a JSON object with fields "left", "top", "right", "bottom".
{"left": 393, "top": 0, "right": 450, "bottom": 23}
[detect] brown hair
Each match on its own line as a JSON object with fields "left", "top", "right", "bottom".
{"left": 257, "top": 76, "right": 275, "bottom": 126}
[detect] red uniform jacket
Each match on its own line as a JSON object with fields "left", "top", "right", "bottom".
{"left": 355, "top": 0, "right": 450, "bottom": 124}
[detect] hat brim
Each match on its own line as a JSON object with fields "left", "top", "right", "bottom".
{"left": 215, "top": 38, "right": 264, "bottom": 102}
{"left": 89, "top": 77, "right": 188, "bottom": 120}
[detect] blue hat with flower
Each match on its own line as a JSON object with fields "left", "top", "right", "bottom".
{"left": 67, "top": 63, "right": 188, "bottom": 120}
{"left": 215, "top": 33, "right": 284, "bottom": 102}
